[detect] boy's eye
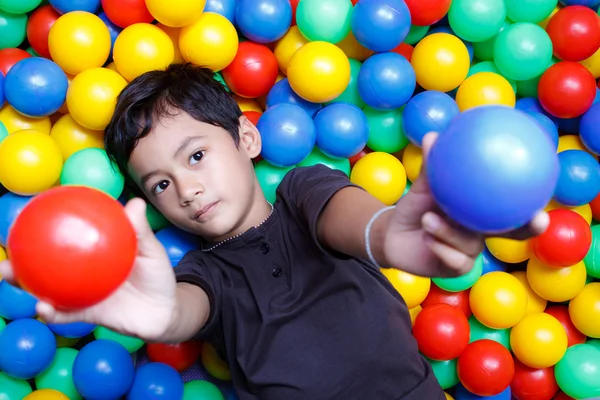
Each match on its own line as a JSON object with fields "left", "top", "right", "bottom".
{"left": 152, "top": 180, "right": 169, "bottom": 195}
{"left": 189, "top": 151, "right": 204, "bottom": 165}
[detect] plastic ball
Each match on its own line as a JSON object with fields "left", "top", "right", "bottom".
{"left": 427, "top": 106, "right": 559, "bottom": 234}
{"left": 266, "top": 78, "right": 322, "bottom": 118}
{"left": 404, "top": 0, "right": 451, "bottom": 26}
{"left": 554, "top": 344, "right": 600, "bottom": 400}
{"left": 72, "top": 339, "right": 134, "bottom": 399}
{"left": 357, "top": 52, "right": 416, "bottom": 110}
{"left": 0, "top": 192, "right": 31, "bottom": 247}
{"left": 448, "top": 0, "right": 507, "bottom": 42}
{"left": 469, "top": 271, "right": 528, "bottom": 329}
{"left": 454, "top": 384, "right": 511, "bottom": 400}
{"left": 401, "top": 143, "right": 423, "bottom": 182}
{"left": 545, "top": 305, "right": 587, "bottom": 347}
{"left": 314, "top": 103, "right": 368, "bottom": 159}
{"left": 235, "top": 0, "right": 292, "bottom": 43}
{"left": 546, "top": 5, "right": 600, "bottom": 62}
{"left": 468, "top": 316, "right": 511, "bottom": 349}
{"left": 0, "top": 280, "right": 37, "bottom": 320}
{"left": 127, "top": 362, "right": 183, "bottom": 400}
{"left": 510, "top": 358, "right": 560, "bottom": 400}
{"left": 350, "top": 0, "right": 411, "bottom": 52}
{"left": 48, "top": 11, "right": 111, "bottom": 75}
{"left": 510, "top": 313, "right": 568, "bottom": 369}
{"left": 59, "top": 148, "right": 124, "bottom": 199}
{"left": 581, "top": 45, "right": 600, "bottom": 79}
{"left": 93, "top": 326, "right": 144, "bottom": 353}
{"left": 585, "top": 224, "right": 600, "bottom": 278}
{"left": 568, "top": 282, "right": 600, "bottom": 338}
{"left": 255, "top": 161, "right": 294, "bottom": 203}
{"left": 26, "top": 5, "right": 60, "bottom": 59}
{"left": 493, "top": 22, "right": 554, "bottom": 81}
{"left": 297, "top": 148, "right": 351, "bottom": 176}
{"left": 0, "top": 49, "right": 29, "bottom": 77}
{"left": 273, "top": 26, "right": 308, "bottom": 75}
{"left": 155, "top": 226, "right": 201, "bottom": 266}
{"left": 412, "top": 304, "right": 470, "bottom": 361}
{"left": 402, "top": 90, "right": 459, "bottom": 147}
{"left": 100, "top": 0, "right": 153, "bottom": 28}
{"left": 336, "top": 30, "right": 374, "bottom": 62}
{"left": 467, "top": 61, "right": 517, "bottom": 93}
{"left": 48, "top": 0, "right": 101, "bottom": 13}
{"left": 66, "top": 67, "right": 128, "bottom": 131}
{"left": 0, "top": 0, "right": 41, "bottom": 13}
{"left": 432, "top": 252, "right": 483, "bottom": 292}
{"left": 0, "top": 319, "right": 56, "bottom": 379}
{"left": 205, "top": 0, "right": 236, "bottom": 23}
{"left": 527, "top": 112, "right": 559, "bottom": 151}
{"left": 0, "top": 10, "right": 27, "bottom": 50}
{"left": 113, "top": 23, "right": 174, "bottom": 82}
{"left": 183, "top": 380, "right": 225, "bottom": 400}
{"left": 455, "top": 72, "right": 515, "bottom": 111}
{"left": 25, "top": 389, "right": 69, "bottom": 400}
{"left": 411, "top": 33, "right": 470, "bottom": 92}
{"left": 179, "top": 12, "right": 238, "bottom": 72}
{"left": 350, "top": 152, "right": 407, "bottom": 205}
{"left": 47, "top": 322, "right": 96, "bottom": 339}
{"left": 7, "top": 186, "right": 137, "bottom": 310}
{"left": 505, "top": 0, "right": 559, "bottom": 23}
{"left": 485, "top": 237, "right": 531, "bottom": 264}
{"left": 287, "top": 41, "right": 351, "bottom": 103}
{"left": 145, "top": 0, "right": 205, "bottom": 27}
{"left": 147, "top": 340, "right": 203, "bottom": 372}
{"left": 201, "top": 342, "right": 231, "bottom": 381}
{"left": 428, "top": 358, "right": 459, "bottom": 390}
{"left": 526, "top": 257, "right": 587, "bottom": 302}
{"left": 538, "top": 61, "right": 596, "bottom": 118}
{"left": 256, "top": 103, "right": 316, "bottom": 167}
{"left": 421, "top": 284, "right": 471, "bottom": 318}
{"left": 510, "top": 270, "right": 547, "bottom": 315}
{"left": 4, "top": 58, "right": 67, "bottom": 118}
{"left": 0, "top": 372, "right": 32, "bottom": 399}
{"left": 222, "top": 42, "right": 278, "bottom": 98}
{"left": 296, "top": 0, "right": 353, "bottom": 43}
{"left": 580, "top": 102, "right": 600, "bottom": 154}
{"left": 553, "top": 150, "right": 600, "bottom": 207}
{"left": 380, "top": 268, "right": 431, "bottom": 309}
{"left": 49, "top": 114, "right": 103, "bottom": 160}
{"left": 457, "top": 339, "right": 514, "bottom": 397}
{"left": 363, "top": 106, "right": 409, "bottom": 153}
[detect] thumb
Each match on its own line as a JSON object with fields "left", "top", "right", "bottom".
{"left": 410, "top": 132, "right": 438, "bottom": 193}
{"left": 124, "top": 197, "right": 162, "bottom": 256}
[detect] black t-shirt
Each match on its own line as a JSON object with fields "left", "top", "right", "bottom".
{"left": 174, "top": 164, "right": 444, "bottom": 400}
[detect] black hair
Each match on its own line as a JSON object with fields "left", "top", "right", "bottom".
{"left": 104, "top": 63, "right": 243, "bottom": 184}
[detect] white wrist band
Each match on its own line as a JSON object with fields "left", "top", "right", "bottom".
{"left": 365, "top": 206, "right": 396, "bottom": 268}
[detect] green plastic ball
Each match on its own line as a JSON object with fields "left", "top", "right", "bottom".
{"left": 25, "top": 46, "right": 39, "bottom": 57}
{"left": 515, "top": 57, "right": 558, "bottom": 98}
{"left": 468, "top": 61, "right": 517, "bottom": 93}
{"left": 587, "top": 339, "right": 600, "bottom": 350}
{"left": 0, "top": 0, "right": 42, "bottom": 14}
{"left": 298, "top": 147, "right": 351, "bottom": 176}
{"left": 183, "top": 380, "right": 225, "bottom": 400}
{"left": 255, "top": 160, "right": 294, "bottom": 204}
{"left": 35, "top": 347, "right": 82, "bottom": 400}
{"left": 405, "top": 25, "right": 430, "bottom": 46}
{"left": 448, "top": 0, "right": 507, "bottom": 43}
{"left": 93, "top": 326, "right": 145, "bottom": 353}
{"left": 213, "top": 72, "right": 229, "bottom": 92}
{"left": 505, "top": 0, "right": 558, "bottom": 23}
{"left": 326, "top": 58, "right": 365, "bottom": 109}
{"left": 432, "top": 252, "right": 483, "bottom": 292}
{"left": 554, "top": 344, "right": 600, "bottom": 399}
{"left": 472, "top": 19, "right": 512, "bottom": 61}
{"left": 60, "top": 148, "right": 125, "bottom": 199}
{"left": 0, "top": 122, "right": 8, "bottom": 144}
{"left": 0, "top": 372, "right": 32, "bottom": 399}
{"left": 584, "top": 225, "right": 600, "bottom": 279}
{"left": 427, "top": 358, "right": 459, "bottom": 390}
{"left": 493, "top": 22, "right": 553, "bottom": 81}
{"left": 296, "top": 0, "right": 353, "bottom": 43}
{"left": 0, "top": 9, "right": 26, "bottom": 49}
{"left": 468, "top": 315, "right": 511, "bottom": 350}
{"left": 363, "top": 106, "right": 409, "bottom": 153}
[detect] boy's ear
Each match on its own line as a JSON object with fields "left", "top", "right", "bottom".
{"left": 238, "top": 115, "right": 262, "bottom": 158}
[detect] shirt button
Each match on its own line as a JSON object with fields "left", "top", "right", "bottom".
{"left": 260, "top": 243, "right": 270, "bottom": 254}
{"left": 272, "top": 267, "right": 283, "bottom": 278}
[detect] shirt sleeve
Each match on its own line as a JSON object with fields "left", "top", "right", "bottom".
{"left": 275, "top": 164, "right": 362, "bottom": 255}
{"left": 173, "top": 251, "right": 220, "bottom": 341}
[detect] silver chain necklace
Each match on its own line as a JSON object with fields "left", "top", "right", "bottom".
{"left": 200, "top": 202, "right": 274, "bottom": 252}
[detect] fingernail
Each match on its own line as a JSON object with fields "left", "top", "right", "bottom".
{"left": 422, "top": 213, "right": 440, "bottom": 232}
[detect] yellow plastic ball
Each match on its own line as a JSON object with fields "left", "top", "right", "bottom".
{"left": 581, "top": 47, "right": 600, "bottom": 79}
{"left": 0, "top": 130, "right": 63, "bottom": 195}
{"left": 105, "top": 62, "right": 119, "bottom": 73}
{"left": 538, "top": 5, "right": 562, "bottom": 30}
{"left": 456, "top": 72, "right": 516, "bottom": 112}
{"left": 510, "top": 271, "right": 547, "bottom": 315}
{"left": 469, "top": 271, "right": 528, "bottom": 329}
{"left": 0, "top": 246, "right": 6, "bottom": 262}
{"left": 0, "top": 105, "right": 51, "bottom": 135}
{"left": 66, "top": 67, "right": 128, "bottom": 131}
{"left": 113, "top": 23, "right": 175, "bottom": 82}
{"left": 50, "top": 114, "right": 104, "bottom": 160}
{"left": 411, "top": 33, "right": 470, "bottom": 92}
{"left": 510, "top": 313, "right": 568, "bottom": 368}
{"left": 526, "top": 257, "right": 587, "bottom": 302}
{"left": 48, "top": 11, "right": 111, "bottom": 75}
{"left": 558, "top": 134, "right": 591, "bottom": 154}
{"left": 145, "top": 0, "right": 206, "bottom": 28}
{"left": 485, "top": 237, "right": 531, "bottom": 264}
{"left": 569, "top": 282, "right": 600, "bottom": 338}
{"left": 156, "top": 23, "right": 185, "bottom": 64}
{"left": 401, "top": 143, "right": 423, "bottom": 182}
{"left": 409, "top": 305, "right": 422, "bottom": 326}
{"left": 201, "top": 342, "right": 231, "bottom": 381}
{"left": 179, "top": 12, "right": 238, "bottom": 72}
{"left": 335, "top": 30, "right": 374, "bottom": 62}
{"left": 445, "top": 393, "right": 454, "bottom": 400}
{"left": 545, "top": 200, "right": 593, "bottom": 225}
{"left": 350, "top": 152, "right": 407, "bottom": 206}
{"left": 55, "top": 334, "right": 80, "bottom": 348}
{"left": 380, "top": 268, "right": 431, "bottom": 309}
{"left": 287, "top": 41, "right": 351, "bottom": 103}
{"left": 24, "top": 389, "right": 69, "bottom": 400}
{"left": 274, "top": 26, "right": 309, "bottom": 75}
{"left": 235, "top": 95, "right": 263, "bottom": 112}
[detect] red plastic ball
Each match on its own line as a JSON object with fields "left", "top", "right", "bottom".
{"left": 530, "top": 209, "right": 592, "bottom": 268}
{"left": 393, "top": 42, "right": 414, "bottom": 63}
{"left": 26, "top": 5, "right": 60, "bottom": 59}
{"left": 0, "top": 48, "right": 31, "bottom": 76}
{"left": 457, "top": 339, "right": 515, "bottom": 397}
{"left": 290, "top": 0, "right": 300, "bottom": 25}
{"left": 243, "top": 110, "right": 262, "bottom": 126}
{"left": 348, "top": 147, "right": 371, "bottom": 167}
{"left": 590, "top": 191, "right": 600, "bottom": 221}
{"left": 100, "top": 0, "right": 154, "bottom": 28}
{"left": 421, "top": 284, "right": 472, "bottom": 318}
{"left": 412, "top": 304, "right": 470, "bottom": 361}
{"left": 403, "top": 0, "right": 452, "bottom": 26}
{"left": 544, "top": 306, "right": 586, "bottom": 348}
{"left": 538, "top": 61, "right": 596, "bottom": 118}
{"left": 7, "top": 186, "right": 137, "bottom": 310}
{"left": 222, "top": 42, "right": 279, "bottom": 99}
{"left": 147, "top": 340, "right": 203, "bottom": 372}
{"left": 511, "top": 357, "right": 559, "bottom": 400}
{"left": 546, "top": 5, "right": 600, "bottom": 62}
{"left": 554, "top": 391, "right": 575, "bottom": 400}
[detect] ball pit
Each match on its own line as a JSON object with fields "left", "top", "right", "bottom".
{"left": 0, "top": 0, "right": 599, "bottom": 398}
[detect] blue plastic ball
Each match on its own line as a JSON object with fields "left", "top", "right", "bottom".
{"left": 155, "top": 226, "right": 201, "bottom": 267}
{"left": 314, "top": 103, "right": 369, "bottom": 159}
{"left": 97, "top": 11, "right": 122, "bottom": 60}
{"left": 526, "top": 112, "right": 559, "bottom": 151}
{"left": 559, "top": 0, "right": 600, "bottom": 7}
{"left": 49, "top": 0, "right": 101, "bottom": 13}
{"left": 0, "top": 280, "right": 37, "bottom": 320}
{"left": 0, "top": 72, "right": 4, "bottom": 106}
{"left": 257, "top": 103, "right": 316, "bottom": 167}
{"left": 357, "top": 52, "right": 416, "bottom": 110}
{"left": 427, "top": 106, "right": 559, "bottom": 234}
{"left": 0, "top": 192, "right": 32, "bottom": 247}
{"left": 205, "top": 0, "right": 237, "bottom": 24}
{"left": 580, "top": 102, "right": 600, "bottom": 155}
{"left": 480, "top": 248, "right": 508, "bottom": 275}
{"left": 47, "top": 322, "right": 97, "bottom": 338}
{"left": 455, "top": 383, "right": 511, "bottom": 399}
{"left": 0, "top": 319, "right": 56, "bottom": 379}
{"left": 266, "top": 78, "right": 322, "bottom": 118}
{"left": 351, "top": 0, "right": 412, "bottom": 52}
{"left": 235, "top": 0, "right": 292, "bottom": 43}
{"left": 516, "top": 97, "right": 560, "bottom": 125}
{"left": 554, "top": 150, "right": 600, "bottom": 207}
{"left": 127, "top": 362, "right": 184, "bottom": 400}
{"left": 4, "top": 58, "right": 68, "bottom": 118}
{"left": 73, "top": 339, "right": 134, "bottom": 399}
{"left": 402, "top": 90, "right": 460, "bottom": 146}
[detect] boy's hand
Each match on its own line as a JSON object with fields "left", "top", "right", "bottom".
{"left": 383, "top": 132, "right": 550, "bottom": 278}
{"left": 0, "top": 198, "right": 178, "bottom": 341}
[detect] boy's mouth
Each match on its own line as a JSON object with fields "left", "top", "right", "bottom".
{"left": 193, "top": 201, "right": 219, "bottom": 221}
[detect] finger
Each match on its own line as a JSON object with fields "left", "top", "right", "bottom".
{"left": 36, "top": 301, "right": 93, "bottom": 325}
{"left": 406, "top": 132, "right": 438, "bottom": 196}
{"left": 0, "top": 260, "right": 16, "bottom": 284}
{"left": 498, "top": 211, "right": 550, "bottom": 241}
{"left": 124, "top": 197, "right": 161, "bottom": 255}
{"left": 421, "top": 131, "right": 438, "bottom": 160}
{"left": 425, "top": 234, "right": 477, "bottom": 277}
{"left": 422, "top": 212, "right": 484, "bottom": 257}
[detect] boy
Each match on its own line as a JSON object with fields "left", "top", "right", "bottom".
{"left": 0, "top": 64, "right": 548, "bottom": 399}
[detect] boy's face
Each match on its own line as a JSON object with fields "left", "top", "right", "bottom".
{"left": 128, "top": 111, "right": 264, "bottom": 241}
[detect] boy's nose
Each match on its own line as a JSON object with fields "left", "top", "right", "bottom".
{"left": 179, "top": 180, "right": 205, "bottom": 205}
